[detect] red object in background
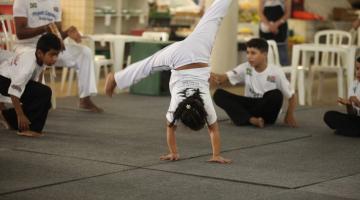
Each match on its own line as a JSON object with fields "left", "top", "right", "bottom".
{"left": 0, "top": 4, "right": 16, "bottom": 33}
{"left": 130, "top": 29, "right": 145, "bottom": 36}
{"left": 292, "top": 11, "right": 324, "bottom": 21}
{"left": 0, "top": 4, "right": 13, "bottom": 15}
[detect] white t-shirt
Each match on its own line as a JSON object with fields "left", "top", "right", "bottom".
{"left": 226, "top": 62, "right": 294, "bottom": 99}
{"left": 13, "top": 0, "right": 62, "bottom": 47}
{"left": 166, "top": 67, "right": 217, "bottom": 126}
{"left": 348, "top": 80, "right": 360, "bottom": 116}
{"left": 263, "top": 0, "right": 285, "bottom": 9}
{"left": 0, "top": 50, "right": 44, "bottom": 98}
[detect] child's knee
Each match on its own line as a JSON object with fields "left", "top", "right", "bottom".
{"left": 264, "top": 89, "right": 283, "bottom": 104}
{"left": 323, "top": 111, "right": 337, "bottom": 128}
{"left": 213, "top": 89, "right": 226, "bottom": 105}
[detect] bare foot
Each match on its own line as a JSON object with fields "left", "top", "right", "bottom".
{"left": 17, "top": 131, "right": 43, "bottom": 137}
{"left": 79, "top": 97, "right": 104, "bottom": 113}
{"left": 105, "top": 73, "right": 116, "bottom": 97}
{"left": 249, "top": 117, "right": 265, "bottom": 128}
{"left": 0, "top": 111, "right": 10, "bottom": 130}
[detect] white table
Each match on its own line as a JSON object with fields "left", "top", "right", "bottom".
{"left": 291, "top": 43, "right": 359, "bottom": 105}
{"left": 90, "top": 34, "right": 158, "bottom": 72}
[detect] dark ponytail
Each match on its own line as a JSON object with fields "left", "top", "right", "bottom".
{"left": 169, "top": 89, "right": 208, "bottom": 131}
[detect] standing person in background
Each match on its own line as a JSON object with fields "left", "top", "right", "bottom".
{"left": 12, "top": 0, "right": 103, "bottom": 113}
{"left": 259, "top": 0, "right": 291, "bottom": 66}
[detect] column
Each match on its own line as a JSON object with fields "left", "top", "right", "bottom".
{"left": 206, "top": 0, "right": 238, "bottom": 73}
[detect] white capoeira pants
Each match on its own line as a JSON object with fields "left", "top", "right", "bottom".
{"left": 14, "top": 39, "right": 97, "bottom": 98}
{"left": 114, "top": 0, "right": 233, "bottom": 90}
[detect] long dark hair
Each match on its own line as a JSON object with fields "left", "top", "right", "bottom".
{"left": 168, "top": 89, "right": 208, "bottom": 131}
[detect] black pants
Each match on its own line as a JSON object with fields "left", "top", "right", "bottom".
{"left": 0, "top": 75, "right": 52, "bottom": 132}
{"left": 213, "top": 89, "right": 283, "bottom": 126}
{"left": 324, "top": 111, "right": 360, "bottom": 137}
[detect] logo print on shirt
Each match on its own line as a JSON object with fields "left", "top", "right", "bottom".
{"left": 11, "top": 85, "right": 22, "bottom": 93}
{"left": 54, "top": 7, "right": 59, "bottom": 12}
{"left": 267, "top": 75, "right": 276, "bottom": 83}
{"left": 178, "top": 88, "right": 203, "bottom": 98}
{"left": 249, "top": 88, "right": 261, "bottom": 98}
{"left": 30, "top": 2, "right": 37, "bottom": 8}
{"left": 246, "top": 68, "right": 252, "bottom": 76}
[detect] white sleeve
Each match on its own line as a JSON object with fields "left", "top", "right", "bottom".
{"left": 226, "top": 63, "right": 246, "bottom": 85}
{"left": 13, "top": 0, "right": 28, "bottom": 17}
{"left": 276, "top": 68, "right": 294, "bottom": 99}
{"left": 8, "top": 52, "right": 35, "bottom": 98}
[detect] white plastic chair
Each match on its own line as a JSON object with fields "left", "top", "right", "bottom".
{"left": 42, "top": 67, "right": 57, "bottom": 109}
{"left": 142, "top": 31, "right": 169, "bottom": 42}
{"left": 307, "top": 30, "right": 352, "bottom": 105}
{"left": 267, "top": 40, "right": 306, "bottom": 105}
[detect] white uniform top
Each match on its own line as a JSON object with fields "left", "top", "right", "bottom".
{"left": 166, "top": 67, "right": 217, "bottom": 125}
{"left": 226, "top": 62, "right": 294, "bottom": 99}
{"left": 0, "top": 50, "right": 44, "bottom": 98}
{"left": 13, "top": 0, "right": 62, "bottom": 47}
{"left": 263, "top": 0, "right": 285, "bottom": 9}
{"left": 348, "top": 80, "right": 360, "bottom": 116}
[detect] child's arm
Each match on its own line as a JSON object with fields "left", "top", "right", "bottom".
{"left": 284, "top": 94, "right": 298, "bottom": 128}
{"left": 160, "top": 124, "right": 179, "bottom": 161}
{"left": 10, "top": 95, "right": 30, "bottom": 131}
{"left": 207, "top": 122, "right": 232, "bottom": 164}
{"left": 210, "top": 72, "right": 231, "bottom": 87}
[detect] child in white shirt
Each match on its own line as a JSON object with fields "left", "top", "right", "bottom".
{"left": 323, "top": 57, "right": 360, "bottom": 137}
{"left": 211, "top": 38, "right": 297, "bottom": 128}
{"left": 0, "top": 33, "right": 61, "bottom": 137}
{"left": 105, "top": 0, "right": 233, "bottom": 164}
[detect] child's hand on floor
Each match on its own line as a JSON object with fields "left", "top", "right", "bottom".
{"left": 160, "top": 153, "right": 180, "bottom": 161}
{"left": 284, "top": 113, "right": 298, "bottom": 128}
{"left": 208, "top": 156, "right": 232, "bottom": 164}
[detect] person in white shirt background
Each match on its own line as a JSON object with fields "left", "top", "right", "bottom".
{"left": 211, "top": 38, "right": 297, "bottom": 128}
{"left": 105, "top": 0, "right": 233, "bottom": 164}
{"left": 0, "top": 33, "right": 61, "bottom": 137}
{"left": 12, "top": 0, "right": 103, "bottom": 113}
{"left": 323, "top": 57, "right": 360, "bottom": 137}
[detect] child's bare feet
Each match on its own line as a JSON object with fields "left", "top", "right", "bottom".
{"left": 17, "top": 131, "right": 43, "bottom": 137}
{"left": 105, "top": 73, "right": 116, "bottom": 97}
{"left": 160, "top": 153, "right": 180, "bottom": 161}
{"left": 79, "top": 97, "right": 104, "bottom": 113}
{"left": 0, "top": 111, "right": 10, "bottom": 130}
{"left": 249, "top": 117, "right": 265, "bottom": 128}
